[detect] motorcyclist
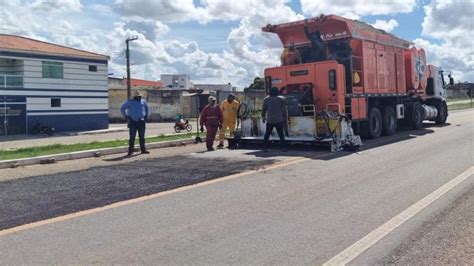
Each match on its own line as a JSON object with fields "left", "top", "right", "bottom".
{"left": 175, "top": 113, "right": 186, "bottom": 129}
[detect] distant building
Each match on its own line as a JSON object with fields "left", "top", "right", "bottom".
{"left": 447, "top": 82, "right": 473, "bottom": 98}
{"left": 108, "top": 77, "right": 163, "bottom": 90}
{"left": 123, "top": 78, "right": 163, "bottom": 89}
{"left": 194, "top": 83, "right": 234, "bottom": 92}
{"left": 0, "top": 34, "right": 109, "bottom": 135}
{"left": 160, "top": 74, "right": 193, "bottom": 90}
{"left": 108, "top": 77, "right": 125, "bottom": 90}
{"left": 108, "top": 77, "right": 166, "bottom": 121}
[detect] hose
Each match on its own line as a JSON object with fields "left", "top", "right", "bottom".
{"left": 237, "top": 103, "right": 249, "bottom": 119}
{"left": 320, "top": 111, "right": 351, "bottom": 139}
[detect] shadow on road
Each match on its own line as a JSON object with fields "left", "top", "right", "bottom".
{"left": 103, "top": 153, "right": 141, "bottom": 161}
{"left": 239, "top": 126, "right": 437, "bottom": 161}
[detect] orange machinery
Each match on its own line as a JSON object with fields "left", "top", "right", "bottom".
{"left": 260, "top": 14, "right": 451, "bottom": 139}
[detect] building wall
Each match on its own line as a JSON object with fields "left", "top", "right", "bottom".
{"left": 108, "top": 77, "right": 125, "bottom": 90}
{"left": 194, "top": 84, "right": 233, "bottom": 92}
{"left": 0, "top": 58, "right": 23, "bottom": 74}
{"left": 0, "top": 53, "right": 108, "bottom": 134}
{"left": 109, "top": 88, "right": 183, "bottom": 122}
{"left": 214, "top": 90, "right": 265, "bottom": 112}
{"left": 160, "top": 74, "right": 192, "bottom": 90}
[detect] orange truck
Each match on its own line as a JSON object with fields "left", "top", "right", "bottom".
{"left": 233, "top": 15, "right": 453, "bottom": 151}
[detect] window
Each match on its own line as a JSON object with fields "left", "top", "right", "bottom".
{"left": 42, "top": 61, "right": 63, "bottom": 79}
{"left": 51, "top": 98, "right": 61, "bottom": 107}
{"left": 89, "top": 65, "right": 97, "bottom": 72}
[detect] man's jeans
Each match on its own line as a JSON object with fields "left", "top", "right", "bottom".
{"left": 263, "top": 122, "right": 286, "bottom": 148}
{"left": 129, "top": 119, "right": 146, "bottom": 153}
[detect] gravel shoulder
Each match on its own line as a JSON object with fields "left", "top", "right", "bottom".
{"left": 381, "top": 187, "right": 474, "bottom": 265}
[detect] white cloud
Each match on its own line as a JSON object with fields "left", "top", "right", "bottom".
{"left": 123, "top": 19, "right": 170, "bottom": 41}
{"left": 88, "top": 4, "right": 115, "bottom": 16}
{"left": 111, "top": 0, "right": 304, "bottom": 85}
{"left": 371, "top": 19, "right": 399, "bottom": 32}
{"left": 0, "top": 0, "right": 305, "bottom": 87}
{"left": 300, "top": 0, "right": 417, "bottom": 19}
{"left": 112, "top": 0, "right": 200, "bottom": 22}
{"left": 29, "top": 0, "right": 82, "bottom": 12}
{"left": 415, "top": 0, "right": 474, "bottom": 82}
{"left": 112, "top": 0, "right": 300, "bottom": 24}
{"left": 165, "top": 41, "right": 198, "bottom": 57}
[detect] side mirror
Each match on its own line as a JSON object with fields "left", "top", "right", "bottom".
{"left": 449, "top": 75, "right": 454, "bottom": 85}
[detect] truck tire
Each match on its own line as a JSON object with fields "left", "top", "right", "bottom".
{"left": 411, "top": 102, "right": 424, "bottom": 129}
{"left": 435, "top": 101, "right": 448, "bottom": 124}
{"left": 382, "top": 106, "right": 397, "bottom": 136}
{"left": 368, "top": 107, "right": 382, "bottom": 139}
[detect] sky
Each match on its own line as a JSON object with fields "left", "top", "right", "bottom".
{"left": 0, "top": 0, "right": 472, "bottom": 87}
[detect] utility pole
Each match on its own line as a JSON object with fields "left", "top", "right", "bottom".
{"left": 125, "top": 36, "right": 138, "bottom": 100}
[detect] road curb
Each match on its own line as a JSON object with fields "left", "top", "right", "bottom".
{"left": 65, "top": 128, "right": 127, "bottom": 136}
{"left": 0, "top": 138, "right": 194, "bottom": 169}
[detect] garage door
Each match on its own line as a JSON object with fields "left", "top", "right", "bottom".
{"left": 0, "top": 96, "right": 26, "bottom": 136}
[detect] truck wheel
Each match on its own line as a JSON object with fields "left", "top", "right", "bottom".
{"left": 382, "top": 106, "right": 397, "bottom": 136}
{"left": 411, "top": 102, "right": 424, "bottom": 129}
{"left": 368, "top": 107, "right": 382, "bottom": 139}
{"left": 435, "top": 101, "right": 448, "bottom": 124}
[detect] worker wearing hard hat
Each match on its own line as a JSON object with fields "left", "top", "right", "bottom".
{"left": 280, "top": 43, "right": 302, "bottom": 66}
{"left": 120, "top": 90, "right": 150, "bottom": 156}
{"left": 217, "top": 93, "right": 240, "bottom": 148}
{"left": 200, "top": 96, "right": 223, "bottom": 151}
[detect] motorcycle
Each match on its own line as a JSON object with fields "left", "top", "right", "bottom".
{"left": 31, "top": 122, "right": 55, "bottom": 136}
{"left": 174, "top": 119, "right": 192, "bottom": 133}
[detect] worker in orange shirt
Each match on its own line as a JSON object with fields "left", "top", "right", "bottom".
{"left": 280, "top": 43, "right": 302, "bottom": 66}
{"left": 217, "top": 93, "right": 240, "bottom": 148}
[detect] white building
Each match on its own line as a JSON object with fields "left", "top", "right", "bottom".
{"left": 194, "top": 83, "right": 234, "bottom": 92}
{"left": 160, "top": 74, "right": 193, "bottom": 90}
{"left": 0, "top": 34, "right": 109, "bottom": 135}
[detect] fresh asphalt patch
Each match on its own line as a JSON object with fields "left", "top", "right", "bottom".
{"left": 0, "top": 155, "right": 276, "bottom": 230}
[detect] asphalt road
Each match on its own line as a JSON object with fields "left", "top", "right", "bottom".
{"left": 0, "top": 109, "right": 472, "bottom": 264}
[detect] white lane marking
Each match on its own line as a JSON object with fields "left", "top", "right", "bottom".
{"left": 323, "top": 166, "right": 474, "bottom": 266}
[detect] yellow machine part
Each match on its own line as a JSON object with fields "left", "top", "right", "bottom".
{"left": 316, "top": 117, "right": 340, "bottom": 136}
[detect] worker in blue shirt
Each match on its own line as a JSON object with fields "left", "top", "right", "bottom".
{"left": 120, "top": 90, "right": 150, "bottom": 156}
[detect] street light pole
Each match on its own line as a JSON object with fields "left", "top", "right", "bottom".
{"left": 125, "top": 36, "right": 138, "bottom": 100}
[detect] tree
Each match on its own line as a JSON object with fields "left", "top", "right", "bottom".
{"left": 244, "top": 77, "right": 265, "bottom": 92}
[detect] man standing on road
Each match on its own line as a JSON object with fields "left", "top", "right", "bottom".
{"left": 120, "top": 90, "right": 150, "bottom": 156}
{"left": 217, "top": 93, "right": 239, "bottom": 148}
{"left": 262, "top": 87, "right": 287, "bottom": 152}
{"left": 200, "top": 96, "right": 223, "bottom": 151}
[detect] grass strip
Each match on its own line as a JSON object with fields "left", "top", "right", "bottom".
{"left": 0, "top": 133, "right": 196, "bottom": 161}
{"left": 448, "top": 102, "right": 474, "bottom": 111}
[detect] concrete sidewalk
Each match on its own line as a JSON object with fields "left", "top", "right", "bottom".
{"left": 0, "top": 122, "right": 197, "bottom": 150}
{"left": 447, "top": 99, "right": 473, "bottom": 105}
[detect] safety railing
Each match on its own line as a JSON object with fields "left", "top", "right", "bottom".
{"left": 1, "top": 74, "right": 24, "bottom": 88}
